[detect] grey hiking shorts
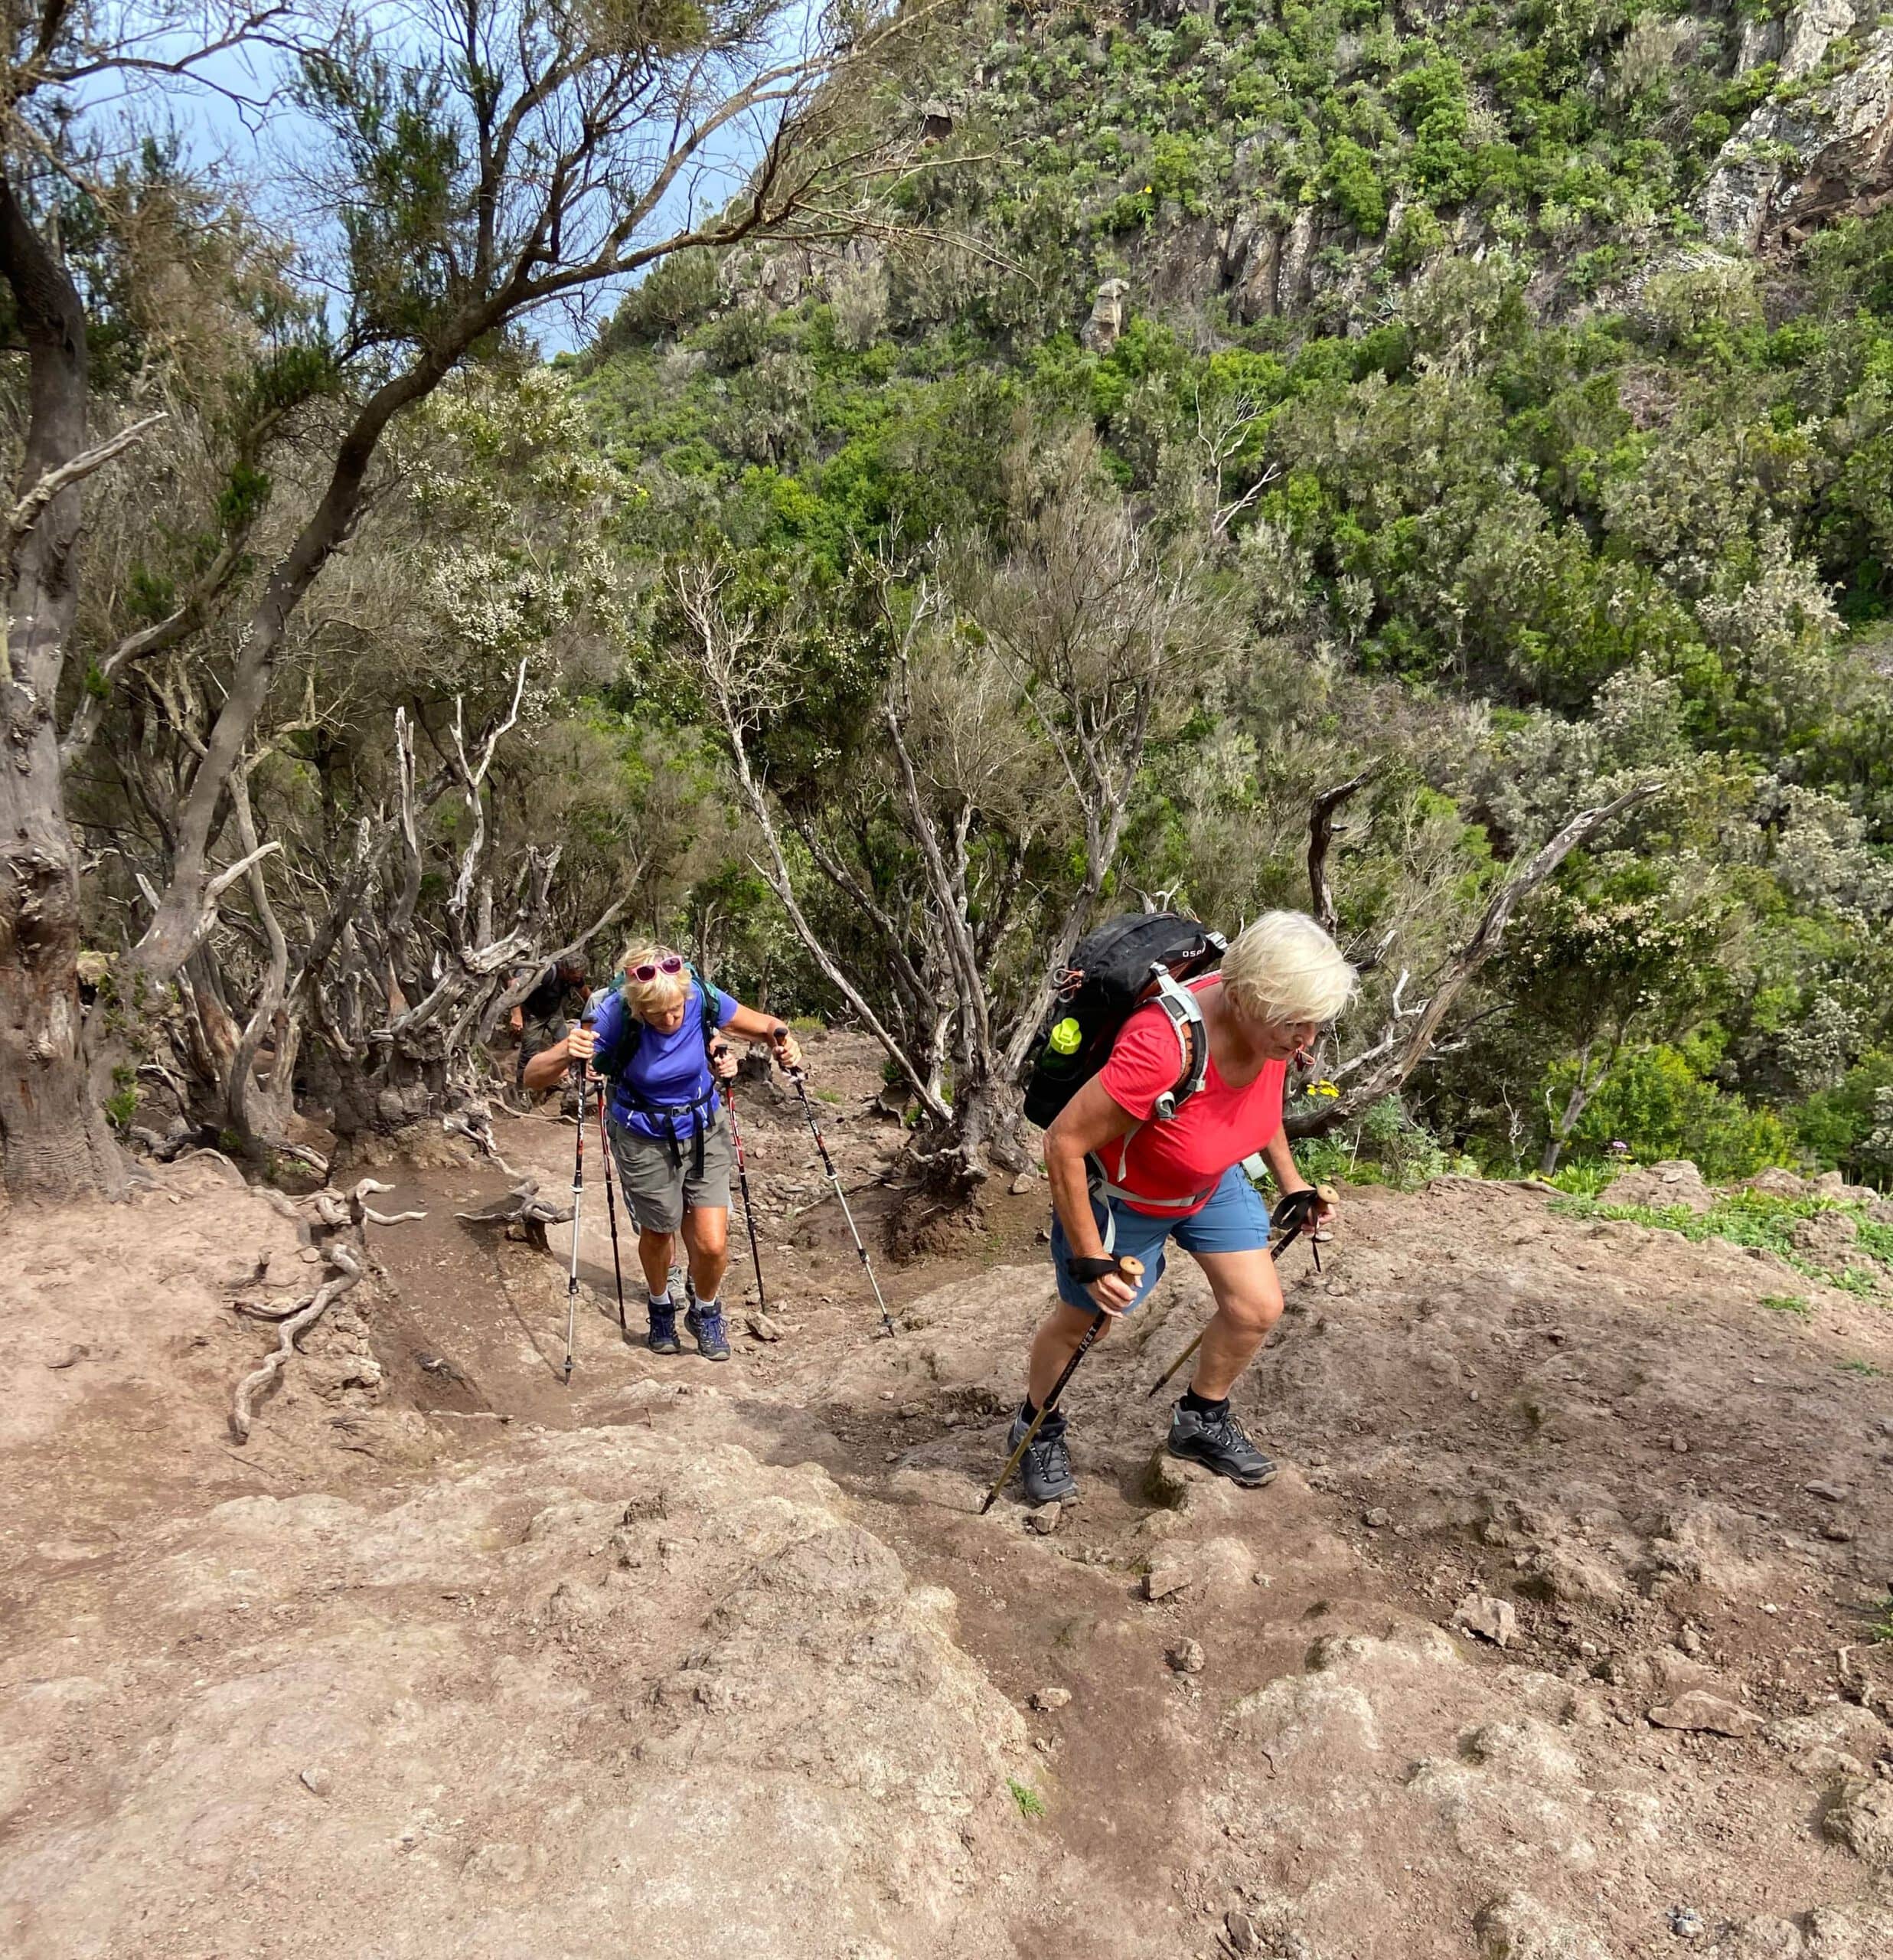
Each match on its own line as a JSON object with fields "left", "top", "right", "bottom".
{"left": 605, "top": 1104, "right": 733, "bottom": 1234}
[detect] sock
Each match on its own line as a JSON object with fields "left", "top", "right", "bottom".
{"left": 696, "top": 1295, "right": 720, "bottom": 1316}
{"left": 1019, "top": 1397, "right": 1040, "bottom": 1423}
{"left": 648, "top": 1289, "right": 672, "bottom": 1310}
{"left": 1181, "top": 1387, "right": 1228, "bottom": 1418}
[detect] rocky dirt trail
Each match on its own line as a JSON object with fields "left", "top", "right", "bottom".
{"left": 3, "top": 1033, "right": 1891, "bottom": 1959}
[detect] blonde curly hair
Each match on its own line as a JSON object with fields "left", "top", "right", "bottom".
{"left": 617, "top": 941, "right": 690, "bottom": 1021}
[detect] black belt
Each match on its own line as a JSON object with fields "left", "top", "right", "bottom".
{"left": 615, "top": 1086, "right": 720, "bottom": 1177}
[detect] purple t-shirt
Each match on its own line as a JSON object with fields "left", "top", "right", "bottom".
{"left": 592, "top": 978, "right": 739, "bottom": 1138}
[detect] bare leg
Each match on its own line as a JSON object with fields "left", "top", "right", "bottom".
{"left": 1186, "top": 1248, "right": 1284, "bottom": 1401}
{"left": 1026, "top": 1299, "right": 1112, "bottom": 1407}
{"left": 637, "top": 1228, "right": 674, "bottom": 1296}
{"left": 680, "top": 1207, "right": 731, "bottom": 1302}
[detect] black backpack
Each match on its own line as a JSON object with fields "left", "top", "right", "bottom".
{"left": 1022, "top": 913, "right": 1227, "bottom": 1130}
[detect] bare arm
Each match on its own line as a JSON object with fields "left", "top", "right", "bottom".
{"left": 723, "top": 1001, "right": 801, "bottom": 1068}
{"left": 522, "top": 1031, "right": 578, "bottom": 1092}
{"left": 1043, "top": 1076, "right": 1143, "bottom": 1312}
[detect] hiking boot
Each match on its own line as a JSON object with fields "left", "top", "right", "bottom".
{"left": 1167, "top": 1400, "right": 1278, "bottom": 1488}
{"left": 683, "top": 1298, "right": 730, "bottom": 1361}
{"left": 645, "top": 1302, "right": 681, "bottom": 1355}
{"left": 1007, "top": 1403, "right": 1077, "bottom": 1507}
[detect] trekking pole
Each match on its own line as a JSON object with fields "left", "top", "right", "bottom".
{"left": 563, "top": 1046, "right": 587, "bottom": 1383}
{"left": 595, "top": 1081, "right": 627, "bottom": 1337}
{"left": 789, "top": 1066, "right": 896, "bottom": 1338}
{"left": 979, "top": 1256, "right": 1145, "bottom": 1516}
{"left": 1142, "top": 1184, "right": 1335, "bottom": 1401}
{"left": 723, "top": 1083, "right": 770, "bottom": 1318}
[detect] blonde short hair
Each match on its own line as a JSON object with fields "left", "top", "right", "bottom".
{"left": 618, "top": 941, "right": 688, "bottom": 1021}
{"left": 1220, "top": 911, "right": 1356, "bottom": 1029}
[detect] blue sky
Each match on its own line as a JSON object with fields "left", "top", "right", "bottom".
{"left": 120, "top": 15, "right": 785, "bottom": 356}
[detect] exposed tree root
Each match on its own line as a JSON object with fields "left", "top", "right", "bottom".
{"left": 233, "top": 1292, "right": 318, "bottom": 1324}
{"left": 230, "top": 1245, "right": 362, "bottom": 1442}
{"left": 442, "top": 1108, "right": 521, "bottom": 1179}
{"left": 456, "top": 1179, "right": 571, "bottom": 1255}
{"left": 227, "top": 1177, "right": 419, "bottom": 1443}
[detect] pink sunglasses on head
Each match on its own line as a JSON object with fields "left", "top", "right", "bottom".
{"left": 629, "top": 954, "right": 685, "bottom": 983}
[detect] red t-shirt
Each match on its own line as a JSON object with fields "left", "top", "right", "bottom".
{"left": 1095, "top": 978, "right": 1286, "bottom": 1215}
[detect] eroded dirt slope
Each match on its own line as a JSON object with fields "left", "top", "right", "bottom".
{"left": 2, "top": 1038, "right": 1890, "bottom": 1959}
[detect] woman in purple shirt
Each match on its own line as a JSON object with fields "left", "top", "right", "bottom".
{"left": 525, "top": 942, "right": 800, "bottom": 1358}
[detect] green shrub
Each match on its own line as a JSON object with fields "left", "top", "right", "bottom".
{"left": 1567, "top": 1046, "right": 1793, "bottom": 1181}
{"left": 1324, "top": 139, "right": 1388, "bottom": 236}
{"left": 1797, "top": 1052, "right": 1893, "bottom": 1178}
{"left": 599, "top": 249, "right": 720, "bottom": 350}
{"left": 1385, "top": 203, "right": 1447, "bottom": 272}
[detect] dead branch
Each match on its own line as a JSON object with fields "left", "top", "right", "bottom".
{"left": 1307, "top": 769, "right": 1377, "bottom": 938}
{"left": 677, "top": 558, "right": 953, "bottom": 1124}
{"left": 7, "top": 411, "right": 165, "bottom": 542}
{"left": 1290, "top": 781, "right": 1663, "bottom": 1137}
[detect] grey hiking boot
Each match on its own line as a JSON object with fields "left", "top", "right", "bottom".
{"left": 1007, "top": 1403, "right": 1078, "bottom": 1507}
{"left": 1167, "top": 1400, "right": 1278, "bottom": 1488}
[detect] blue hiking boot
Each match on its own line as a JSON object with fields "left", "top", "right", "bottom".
{"left": 683, "top": 1303, "right": 730, "bottom": 1361}
{"left": 682, "top": 1279, "right": 730, "bottom": 1361}
{"left": 645, "top": 1298, "right": 681, "bottom": 1355}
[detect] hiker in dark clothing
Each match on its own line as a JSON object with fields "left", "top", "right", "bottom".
{"left": 512, "top": 956, "right": 589, "bottom": 1088}
{"left": 524, "top": 942, "right": 800, "bottom": 1360}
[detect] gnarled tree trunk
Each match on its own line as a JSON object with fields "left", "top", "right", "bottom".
{"left": 0, "top": 178, "right": 122, "bottom": 1205}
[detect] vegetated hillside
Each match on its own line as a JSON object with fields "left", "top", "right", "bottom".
{"left": 574, "top": 0, "right": 1893, "bottom": 1191}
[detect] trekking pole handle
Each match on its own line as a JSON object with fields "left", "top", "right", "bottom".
{"left": 1064, "top": 1253, "right": 1146, "bottom": 1285}
{"left": 570, "top": 1007, "right": 598, "bottom": 1082}
{"left": 1271, "top": 1181, "right": 1337, "bottom": 1232}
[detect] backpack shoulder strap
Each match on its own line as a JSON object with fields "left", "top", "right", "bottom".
{"left": 1148, "top": 967, "right": 1209, "bottom": 1119}
{"left": 589, "top": 985, "right": 633, "bottom": 1082}
{"left": 687, "top": 965, "right": 720, "bottom": 1051}
{"left": 1098, "top": 966, "right": 1211, "bottom": 1192}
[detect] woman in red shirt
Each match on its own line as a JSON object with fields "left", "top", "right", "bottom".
{"left": 1006, "top": 911, "right": 1356, "bottom": 1505}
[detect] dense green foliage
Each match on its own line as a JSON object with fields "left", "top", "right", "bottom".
{"left": 569, "top": 0, "right": 1893, "bottom": 1184}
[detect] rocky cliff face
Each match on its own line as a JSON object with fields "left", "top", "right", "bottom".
{"left": 1702, "top": 12, "right": 1893, "bottom": 250}
{"left": 690, "top": 0, "right": 1893, "bottom": 351}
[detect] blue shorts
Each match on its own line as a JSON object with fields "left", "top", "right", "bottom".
{"left": 1050, "top": 1165, "right": 1272, "bottom": 1314}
